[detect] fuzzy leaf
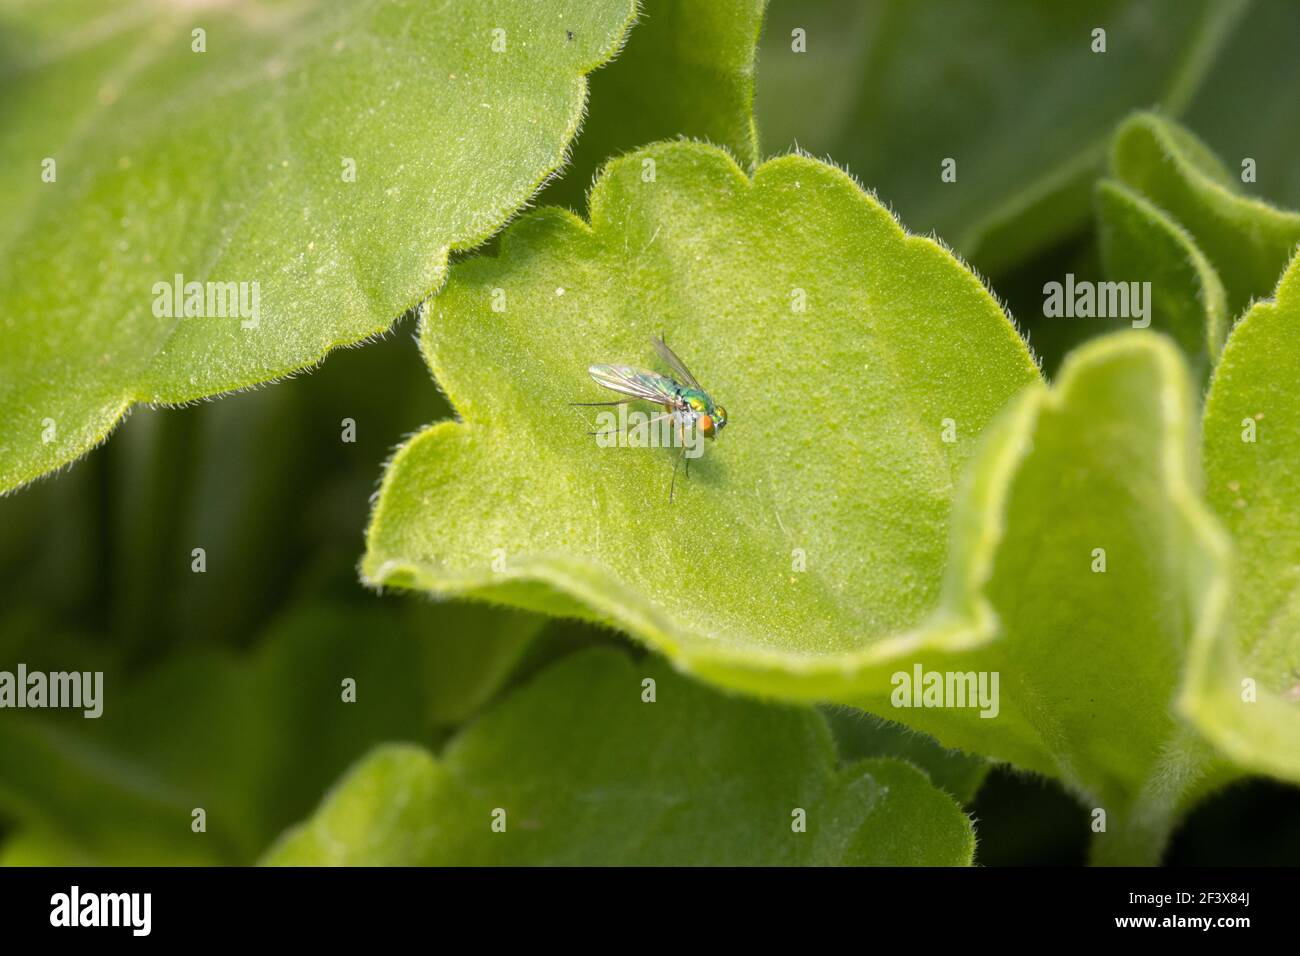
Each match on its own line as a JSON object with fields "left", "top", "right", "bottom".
{"left": 361, "top": 135, "right": 1285, "bottom": 863}
{"left": 913, "top": 333, "right": 1239, "bottom": 863}
{"left": 264, "top": 649, "right": 975, "bottom": 865}
{"left": 1095, "top": 178, "right": 1228, "bottom": 367}
{"left": 0, "top": 602, "right": 543, "bottom": 864}
{"left": 364, "top": 141, "right": 1039, "bottom": 690}
{"left": 755, "top": 0, "right": 1247, "bottom": 273}
{"left": 1110, "top": 112, "right": 1300, "bottom": 316}
{"left": 821, "top": 706, "right": 989, "bottom": 805}
{"left": 0, "top": 0, "right": 637, "bottom": 492}
{"left": 1188, "top": 250, "right": 1300, "bottom": 782}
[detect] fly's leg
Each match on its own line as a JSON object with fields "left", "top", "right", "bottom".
{"left": 669, "top": 416, "right": 694, "bottom": 502}
{"left": 670, "top": 443, "right": 686, "bottom": 503}
{"left": 575, "top": 397, "right": 635, "bottom": 436}
{"left": 682, "top": 417, "right": 694, "bottom": 480}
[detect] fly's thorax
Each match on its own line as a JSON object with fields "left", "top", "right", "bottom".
{"left": 678, "top": 388, "right": 710, "bottom": 413}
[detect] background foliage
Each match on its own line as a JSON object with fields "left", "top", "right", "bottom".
{"left": 1, "top": 0, "right": 1298, "bottom": 865}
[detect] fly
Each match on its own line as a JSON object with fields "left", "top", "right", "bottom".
{"left": 574, "top": 335, "right": 729, "bottom": 502}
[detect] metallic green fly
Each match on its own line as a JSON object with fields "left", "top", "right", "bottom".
{"left": 574, "top": 335, "right": 729, "bottom": 501}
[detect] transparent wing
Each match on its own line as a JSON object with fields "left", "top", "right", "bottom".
{"left": 651, "top": 335, "right": 702, "bottom": 390}
{"left": 587, "top": 364, "right": 681, "bottom": 404}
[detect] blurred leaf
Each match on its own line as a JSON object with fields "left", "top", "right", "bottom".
{"left": 0, "top": 601, "right": 544, "bottom": 864}
{"left": 540, "top": 0, "right": 767, "bottom": 212}
{"left": 821, "top": 706, "right": 989, "bottom": 805}
{"left": 755, "top": 0, "right": 1247, "bottom": 274}
{"left": 265, "top": 649, "right": 975, "bottom": 865}
{"left": 1188, "top": 250, "right": 1300, "bottom": 782}
{"left": 421, "top": 602, "right": 542, "bottom": 726}
{"left": 1110, "top": 112, "right": 1300, "bottom": 317}
{"left": 0, "top": 0, "right": 638, "bottom": 492}
{"left": 1186, "top": 0, "right": 1300, "bottom": 211}
{"left": 918, "top": 333, "right": 1239, "bottom": 863}
{"left": 1015, "top": 109, "right": 1296, "bottom": 381}
{"left": 1095, "top": 178, "right": 1227, "bottom": 367}
{"left": 364, "top": 140, "right": 1038, "bottom": 691}
{"left": 0, "top": 326, "right": 445, "bottom": 657}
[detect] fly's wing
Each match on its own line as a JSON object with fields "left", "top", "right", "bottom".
{"left": 587, "top": 364, "right": 681, "bottom": 405}
{"left": 651, "top": 335, "right": 702, "bottom": 390}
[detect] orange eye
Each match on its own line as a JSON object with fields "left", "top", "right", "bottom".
{"left": 699, "top": 414, "right": 715, "bottom": 436}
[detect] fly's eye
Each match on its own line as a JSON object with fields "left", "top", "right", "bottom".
{"left": 699, "top": 414, "right": 714, "bottom": 436}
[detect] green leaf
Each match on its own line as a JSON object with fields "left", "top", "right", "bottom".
{"left": 264, "top": 649, "right": 975, "bottom": 865}
{"left": 1109, "top": 112, "right": 1300, "bottom": 316}
{"left": 0, "top": 0, "right": 638, "bottom": 492}
{"left": 364, "top": 140, "right": 1039, "bottom": 686}
{"left": 754, "top": 0, "right": 1248, "bottom": 273}
{"left": 1186, "top": 0, "right": 1300, "bottom": 212}
{"left": 918, "top": 332, "right": 1239, "bottom": 864}
{"left": 0, "top": 315, "right": 453, "bottom": 662}
{"left": 538, "top": 0, "right": 767, "bottom": 213}
{"left": 821, "top": 706, "right": 989, "bottom": 805}
{"left": 422, "top": 602, "right": 542, "bottom": 726}
{"left": 373, "top": 221, "right": 1243, "bottom": 863}
{"left": 0, "top": 601, "right": 544, "bottom": 864}
{"left": 1188, "top": 250, "right": 1300, "bottom": 782}
{"left": 1094, "top": 178, "right": 1228, "bottom": 367}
